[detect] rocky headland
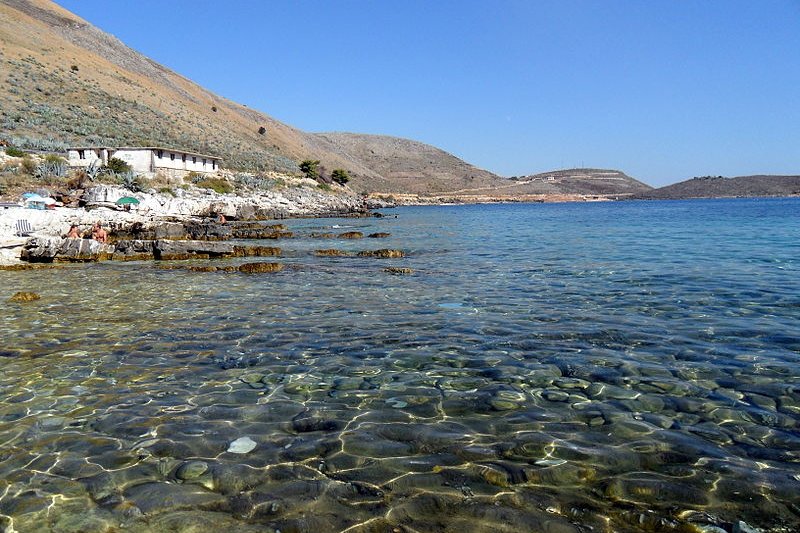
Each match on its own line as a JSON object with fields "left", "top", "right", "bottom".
{"left": 0, "top": 183, "right": 383, "bottom": 267}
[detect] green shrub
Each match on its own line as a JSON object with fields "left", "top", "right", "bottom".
{"left": 299, "top": 159, "right": 320, "bottom": 181}
{"left": 158, "top": 187, "right": 176, "bottom": 197}
{"left": 104, "top": 157, "right": 132, "bottom": 174}
{"left": 185, "top": 171, "right": 202, "bottom": 183}
{"left": 5, "top": 147, "right": 25, "bottom": 157}
{"left": 20, "top": 156, "right": 37, "bottom": 175}
{"left": 331, "top": 168, "right": 350, "bottom": 185}
{"left": 317, "top": 183, "right": 332, "bottom": 192}
{"left": 196, "top": 177, "right": 233, "bottom": 194}
{"left": 44, "top": 154, "right": 66, "bottom": 164}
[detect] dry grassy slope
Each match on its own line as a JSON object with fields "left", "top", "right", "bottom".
{"left": 0, "top": 0, "right": 388, "bottom": 186}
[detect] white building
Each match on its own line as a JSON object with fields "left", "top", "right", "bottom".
{"left": 67, "top": 147, "right": 222, "bottom": 177}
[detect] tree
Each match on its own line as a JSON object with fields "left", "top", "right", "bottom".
{"left": 299, "top": 159, "right": 320, "bottom": 181}
{"left": 331, "top": 168, "right": 350, "bottom": 185}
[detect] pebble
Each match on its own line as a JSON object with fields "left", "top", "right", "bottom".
{"left": 176, "top": 460, "right": 209, "bottom": 480}
{"left": 732, "top": 521, "right": 759, "bottom": 533}
{"left": 542, "top": 390, "right": 570, "bottom": 402}
{"left": 227, "top": 436, "right": 257, "bottom": 454}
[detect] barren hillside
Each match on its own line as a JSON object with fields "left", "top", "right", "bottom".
{"left": 0, "top": 0, "right": 396, "bottom": 189}
{"left": 314, "top": 133, "right": 504, "bottom": 194}
{"left": 506, "top": 168, "right": 652, "bottom": 196}
{"left": 632, "top": 175, "right": 800, "bottom": 200}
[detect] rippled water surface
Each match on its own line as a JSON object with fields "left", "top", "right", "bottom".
{"left": 1, "top": 198, "right": 800, "bottom": 532}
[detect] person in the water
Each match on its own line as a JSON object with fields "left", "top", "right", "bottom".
{"left": 91, "top": 222, "right": 107, "bottom": 243}
{"left": 66, "top": 224, "right": 80, "bottom": 238}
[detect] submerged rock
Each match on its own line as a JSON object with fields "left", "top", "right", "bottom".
{"left": 384, "top": 267, "right": 413, "bottom": 274}
{"left": 357, "top": 249, "right": 405, "bottom": 258}
{"left": 154, "top": 239, "right": 234, "bottom": 260}
{"left": 339, "top": 231, "right": 364, "bottom": 239}
{"left": 238, "top": 262, "right": 283, "bottom": 273}
{"left": 8, "top": 291, "right": 40, "bottom": 302}
{"left": 368, "top": 232, "right": 391, "bottom": 238}
{"left": 175, "top": 461, "right": 209, "bottom": 480}
{"left": 231, "top": 245, "right": 281, "bottom": 257}
{"left": 232, "top": 228, "right": 293, "bottom": 239}
{"left": 315, "top": 249, "right": 350, "bottom": 257}
{"left": 186, "top": 266, "right": 219, "bottom": 272}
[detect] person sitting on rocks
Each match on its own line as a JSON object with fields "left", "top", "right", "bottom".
{"left": 217, "top": 213, "right": 227, "bottom": 224}
{"left": 66, "top": 224, "right": 80, "bottom": 239}
{"left": 91, "top": 222, "right": 108, "bottom": 243}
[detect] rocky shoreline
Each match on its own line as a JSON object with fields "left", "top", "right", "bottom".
{"left": 0, "top": 184, "right": 389, "bottom": 267}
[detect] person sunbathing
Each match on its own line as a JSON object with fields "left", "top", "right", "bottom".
{"left": 66, "top": 224, "right": 80, "bottom": 239}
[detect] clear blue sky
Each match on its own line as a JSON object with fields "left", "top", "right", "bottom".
{"left": 57, "top": 0, "right": 800, "bottom": 186}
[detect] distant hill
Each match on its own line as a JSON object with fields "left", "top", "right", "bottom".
{"left": 424, "top": 168, "right": 651, "bottom": 198}
{"left": 633, "top": 175, "right": 800, "bottom": 200}
{"left": 504, "top": 168, "right": 652, "bottom": 196}
{"left": 314, "top": 133, "right": 503, "bottom": 194}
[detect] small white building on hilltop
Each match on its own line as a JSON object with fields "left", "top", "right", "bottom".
{"left": 67, "top": 147, "right": 221, "bottom": 177}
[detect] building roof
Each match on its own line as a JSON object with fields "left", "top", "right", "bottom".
{"left": 67, "top": 146, "right": 222, "bottom": 160}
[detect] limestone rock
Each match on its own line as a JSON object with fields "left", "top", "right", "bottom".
{"left": 83, "top": 185, "right": 131, "bottom": 207}
{"left": 154, "top": 240, "right": 235, "bottom": 260}
{"left": 20, "top": 236, "right": 114, "bottom": 263}
{"left": 113, "top": 240, "right": 156, "bottom": 261}
{"left": 315, "top": 249, "right": 350, "bottom": 257}
{"left": 384, "top": 267, "right": 413, "bottom": 274}
{"left": 185, "top": 222, "right": 233, "bottom": 241}
{"left": 339, "top": 231, "right": 363, "bottom": 239}
{"left": 368, "top": 232, "right": 391, "bottom": 238}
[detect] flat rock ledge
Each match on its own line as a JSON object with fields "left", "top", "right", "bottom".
{"left": 19, "top": 237, "right": 283, "bottom": 263}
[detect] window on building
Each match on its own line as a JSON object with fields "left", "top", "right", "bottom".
{"left": 192, "top": 157, "right": 196, "bottom": 164}
{"left": 212, "top": 160, "right": 216, "bottom": 170}
{"left": 182, "top": 154, "right": 186, "bottom": 162}
{"left": 170, "top": 153, "right": 175, "bottom": 161}
{"left": 202, "top": 158, "right": 207, "bottom": 167}
{"left": 78, "top": 150, "right": 85, "bottom": 159}
{"left": 157, "top": 150, "right": 163, "bottom": 158}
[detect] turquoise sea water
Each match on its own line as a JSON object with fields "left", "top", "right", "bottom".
{"left": 1, "top": 198, "right": 799, "bottom": 532}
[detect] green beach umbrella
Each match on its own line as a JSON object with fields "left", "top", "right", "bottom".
{"left": 116, "top": 196, "right": 140, "bottom": 205}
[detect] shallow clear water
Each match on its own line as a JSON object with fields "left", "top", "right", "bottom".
{"left": 1, "top": 198, "right": 799, "bottom": 532}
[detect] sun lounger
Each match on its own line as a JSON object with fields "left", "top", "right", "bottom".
{"left": 0, "top": 202, "right": 20, "bottom": 209}
{"left": 15, "top": 219, "right": 33, "bottom": 237}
